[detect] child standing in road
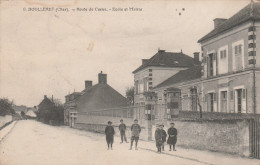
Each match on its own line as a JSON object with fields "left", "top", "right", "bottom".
{"left": 155, "top": 124, "right": 163, "bottom": 153}
{"left": 105, "top": 121, "right": 115, "bottom": 150}
{"left": 129, "top": 119, "right": 141, "bottom": 150}
{"left": 119, "top": 119, "right": 128, "bottom": 143}
{"left": 161, "top": 125, "right": 167, "bottom": 151}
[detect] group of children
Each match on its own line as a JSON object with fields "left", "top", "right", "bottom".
{"left": 104, "top": 119, "right": 177, "bottom": 153}
{"left": 155, "top": 122, "right": 177, "bottom": 153}
{"left": 105, "top": 119, "right": 141, "bottom": 150}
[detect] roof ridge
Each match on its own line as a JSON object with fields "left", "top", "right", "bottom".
{"left": 198, "top": 2, "right": 260, "bottom": 43}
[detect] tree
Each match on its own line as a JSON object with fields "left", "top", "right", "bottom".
{"left": 0, "top": 98, "right": 15, "bottom": 116}
{"left": 125, "top": 86, "right": 135, "bottom": 105}
{"left": 37, "top": 96, "right": 64, "bottom": 125}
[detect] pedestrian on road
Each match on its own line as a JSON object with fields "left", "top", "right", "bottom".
{"left": 129, "top": 119, "right": 141, "bottom": 150}
{"left": 155, "top": 124, "right": 163, "bottom": 153}
{"left": 167, "top": 122, "right": 177, "bottom": 151}
{"left": 105, "top": 121, "right": 115, "bottom": 150}
{"left": 161, "top": 124, "right": 167, "bottom": 151}
{"left": 119, "top": 119, "right": 128, "bottom": 143}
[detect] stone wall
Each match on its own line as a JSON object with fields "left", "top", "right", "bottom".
{"left": 74, "top": 113, "right": 252, "bottom": 156}
{"left": 156, "top": 119, "right": 250, "bottom": 156}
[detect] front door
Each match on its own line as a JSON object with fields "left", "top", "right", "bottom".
{"left": 207, "top": 93, "right": 214, "bottom": 112}
{"left": 221, "top": 91, "right": 227, "bottom": 112}
{"left": 237, "top": 89, "right": 242, "bottom": 113}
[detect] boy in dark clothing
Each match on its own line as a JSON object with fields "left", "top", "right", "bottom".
{"left": 155, "top": 124, "right": 163, "bottom": 153}
{"left": 167, "top": 122, "right": 177, "bottom": 151}
{"left": 161, "top": 125, "right": 167, "bottom": 151}
{"left": 129, "top": 119, "right": 141, "bottom": 150}
{"left": 119, "top": 119, "right": 128, "bottom": 143}
{"left": 105, "top": 121, "right": 115, "bottom": 150}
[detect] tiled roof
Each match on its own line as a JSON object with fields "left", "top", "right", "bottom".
{"left": 153, "top": 65, "right": 202, "bottom": 89}
{"left": 75, "top": 83, "right": 127, "bottom": 112}
{"left": 133, "top": 50, "right": 200, "bottom": 73}
{"left": 198, "top": 2, "right": 260, "bottom": 43}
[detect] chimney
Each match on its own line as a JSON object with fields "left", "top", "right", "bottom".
{"left": 44, "top": 95, "right": 47, "bottom": 99}
{"left": 193, "top": 52, "right": 200, "bottom": 62}
{"left": 85, "top": 80, "right": 93, "bottom": 89}
{"left": 213, "top": 18, "right": 227, "bottom": 29}
{"left": 142, "top": 59, "right": 149, "bottom": 65}
{"left": 98, "top": 71, "right": 107, "bottom": 84}
{"left": 158, "top": 49, "right": 165, "bottom": 53}
{"left": 52, "top": 95, "right": 53, "bottom": 102}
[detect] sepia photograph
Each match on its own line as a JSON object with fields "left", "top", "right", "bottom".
{"left": 0, "top": 0, "right": 260, "bottom": 164}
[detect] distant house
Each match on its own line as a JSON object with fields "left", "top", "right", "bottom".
{"left": 38, "top": 95, "right": 55, "bottom": 123}
{"left": 64, "top": 71, "right": 128, "bottom": 126}
{"left": 25, "top": 109, "right": 37, "bottom": 119}
{"left": 12, "top": 105, "right": 27, "bottom": 114}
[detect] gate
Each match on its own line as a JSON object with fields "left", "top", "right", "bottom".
{"left": 249, "top": 118, "right": 260, "bottom": 159}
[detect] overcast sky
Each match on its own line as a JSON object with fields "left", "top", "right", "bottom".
{"left": 0, "top": 0, "right": 250, "bottom": 106}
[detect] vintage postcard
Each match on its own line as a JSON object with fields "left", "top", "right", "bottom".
{"left": 0, "top": 0, "right": 260, "bottom": 164}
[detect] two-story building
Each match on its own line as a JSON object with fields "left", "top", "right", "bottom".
{"left": 198, "top": 2, "right": 260, "bottom": 114}
{"left": 133, "top": 49, "right": 201, "bottom": 120}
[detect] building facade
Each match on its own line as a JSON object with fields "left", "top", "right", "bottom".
{"left": 198, "top": 2, "right": 260, "bottom": 114}
{"left": 132, "top": 49, "right": 201, "bottom": 121}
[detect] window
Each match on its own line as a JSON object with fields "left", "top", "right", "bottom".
{"left": 149, "top": 73, "right": 152, "bottom": 76}
{"left": 234, "top": 44, "right": 242, "bottom": 56}
{"left": 232, "top": 40, "right": 244, "bottom": 71}
{"left": 149, "top": 69, "right": 152, "bottom": 72}
{"left": 220, "top": 50, "right": 227, "bottom": 59}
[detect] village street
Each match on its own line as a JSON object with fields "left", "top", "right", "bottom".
{"left": 0, "top": 120, "right": 259, "bottom": 165}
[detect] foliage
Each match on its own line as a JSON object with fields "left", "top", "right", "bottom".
{"left": 0, "top": 98, "right": 15, "bottom": 116}
{"left": 37, "top": 97, "right": 64, "bottom": 125}
{"left": 125, "top": 86, "right": 135, "bottom": 105}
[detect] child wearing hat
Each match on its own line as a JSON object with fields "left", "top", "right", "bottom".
{"left": 119, "top": 119, "right": 128, "bottom": 143}
{"left": 105, "top": 121, "right": 115, "bottom": 150}
{"left": 155, "top": 124, "right": 163, "bottom": 153}
{"left": 161, "top": 125, "right": 167, "bottom": 151}
{"left": 129, "top": 119, "right": 141, "bottom": 150}
{"left": 167, "top": 122, "right": 177, "bottom": 151}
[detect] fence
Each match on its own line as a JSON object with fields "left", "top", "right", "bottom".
{"left": 249, "top": 118, "right": 260, "bottom": 159}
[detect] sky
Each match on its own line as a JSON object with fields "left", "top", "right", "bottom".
{"left": 0, "top": 0, "right": 251, "bottom": 106}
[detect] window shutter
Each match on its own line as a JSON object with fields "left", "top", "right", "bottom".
{"left": 204, "top": 94, "right": 207, "bottom": 102}
{"left": 213, "top": 93, "right": 217, "bottom": 101}
{"left": 230, "top": 90, "right": 233, "bottom": 100}
{"left": 239, "top": 44, "right": 242, "bottom": 54}
{"left": 242, "top": 88, "right": 247, "bottom": 99}
{"left": 216, "top": 52, "right": 218, "bottom": 75}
